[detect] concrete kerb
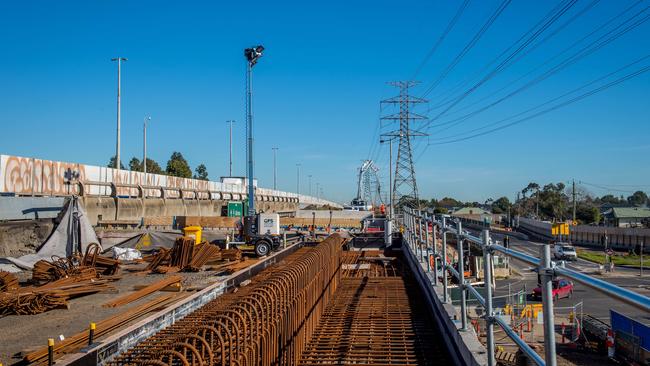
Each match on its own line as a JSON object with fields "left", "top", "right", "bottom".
{"left": 58, "top": 241, "right": 305, "bottom": 366}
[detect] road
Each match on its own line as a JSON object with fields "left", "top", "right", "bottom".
{"left": 487, "top": 232, "right": 650, "bottom": 324}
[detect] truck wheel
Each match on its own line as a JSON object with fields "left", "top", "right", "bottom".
{"left": 255, "top": 240, "right": 271, "bottom": 257}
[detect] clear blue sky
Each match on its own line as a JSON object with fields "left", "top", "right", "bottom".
{"left": 1, "top": 1, "right": 649, "bottom": 203}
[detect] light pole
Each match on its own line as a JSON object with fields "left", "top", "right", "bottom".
{"left": 111, "top": 57, "right": 127, "bottom": 170}
{"left": 244, "top": 45, "right": 264, "bottom": 216}
{"left": 143, "top": 116, "right": 151, "bottom": 180}
{"left": 316, "top": 182, "right": 320, "bottom": 202}
{"left": 272, "top": 147, "right": 278, "bottom": 190}
{"left": 296, "top": 163, "right": 301, "bottom": 195}
{"left": 227, "top": 120, "right": 235, "bottom": 177}
{"left": 380, "top": 137, "right": 395, "bottom": 219}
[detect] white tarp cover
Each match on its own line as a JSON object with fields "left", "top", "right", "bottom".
{"left": 1, "top": 197, "right": 99, "bottom": 271}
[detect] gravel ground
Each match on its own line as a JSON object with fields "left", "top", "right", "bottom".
{"left": 0, "top": 259, "right": 254, "bottom": 364}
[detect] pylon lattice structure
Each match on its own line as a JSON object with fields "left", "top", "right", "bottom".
{"left": 355, "top": 160, "right": 381, "bottom": 208}
{"left": 381, "top": 81, "right": 427, "bottom": 209}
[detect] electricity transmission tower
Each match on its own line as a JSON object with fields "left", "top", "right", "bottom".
{"left": 355, "top": 160, "right": 381, "bottom": 209}
{"left": 380, "top": 81, "right": 427, "bottom": 209}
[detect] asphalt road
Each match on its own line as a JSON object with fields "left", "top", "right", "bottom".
{"left": 491, "top": 233, "right": 650, "bottom": 324}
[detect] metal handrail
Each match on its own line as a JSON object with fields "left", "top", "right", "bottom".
{"left": 404, "top": 207, "right": 650, "bottom": 366}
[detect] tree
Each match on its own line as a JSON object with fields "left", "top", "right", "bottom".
{"left": 194, "top": 164, "right": 209, "bottom": 180}
{"left": 144, "top": 158, "right": 163, "bottom": 174}
{"left": 491, "top": 197, "right": 511, "bottom": 214}
{"left": 107, "top": 155, "right": 125, "bottom": 170}
{"left": 166, "top": 152, "right": 192, "bottom": 178}
{"left": 627, "top": 191, "right": 648, "bottom": 206}
{"left": 598, "top": 194, "right": 624, "bottom": 205}
{"left": 129, "top": 157, "right": 142, "bottom": 172}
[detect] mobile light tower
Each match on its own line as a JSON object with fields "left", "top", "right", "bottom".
{"left": 244, "top": 45, "right": 264, "bottom": 231}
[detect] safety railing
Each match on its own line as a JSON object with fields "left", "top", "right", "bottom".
{"left": 401, "top": 207, "right": 650, "bottom": 366}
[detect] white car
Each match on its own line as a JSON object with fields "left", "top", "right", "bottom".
{"left": 553, "top": 244, "right": 578, "bottom": 261}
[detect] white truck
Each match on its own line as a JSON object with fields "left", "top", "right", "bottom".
{"left": 553, "top": 243, "right": 578, "bottom": 261}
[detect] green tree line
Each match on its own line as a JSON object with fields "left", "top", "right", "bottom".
{"left": 107, "top": 152, "right": 210, "bottom": 180}
{"left": 419, "top": 182, "right": 648, "bottom": 225}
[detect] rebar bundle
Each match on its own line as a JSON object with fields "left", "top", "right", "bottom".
{"left": 110, "top": 233, "right": 345, "bottom": 366}
{"left": 0, "top": 270, "right": 19, "bottom": 292}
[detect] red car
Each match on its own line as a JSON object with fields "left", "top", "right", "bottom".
{"left": 532, "top": 279, "right": 574, "bottom": 301}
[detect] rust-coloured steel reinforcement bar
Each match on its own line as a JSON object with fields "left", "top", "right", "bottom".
{"left": 299, "top": 251, "right": 450, "bottom": 365}
{"left": 110, "top": 233, "right": 345, "bottom": 366}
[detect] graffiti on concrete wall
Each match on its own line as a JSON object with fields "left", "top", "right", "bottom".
{"left": 0, "top": 154, "right": 340, "bottom": 207}
{"left": 2, "top": 155, "right": 86, "bottom": 195}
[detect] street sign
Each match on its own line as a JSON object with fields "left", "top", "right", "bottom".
{"left": 605, "top": 248, "right": 614, "bottom": 256}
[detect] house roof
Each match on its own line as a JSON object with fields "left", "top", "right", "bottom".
{"left": 452, "top": 207, "right": 491, "bottom": 216}
{"left": 609, "top": 207, "right": 650, "bottom": 219}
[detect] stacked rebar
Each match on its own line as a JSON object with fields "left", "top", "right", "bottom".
{"left": 0, "top": 270, "right": 19, "bottom": 292}
{"left": 110, "top": 233, "right": 345, "bottom": 366}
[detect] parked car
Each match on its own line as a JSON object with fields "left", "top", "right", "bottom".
{"left": 553, "top": 244, "right": 578, "bottom": 261}
{"left": 532, "top": 279, "right": 574, "bottom": 301}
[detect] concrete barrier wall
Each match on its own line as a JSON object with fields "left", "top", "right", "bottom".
{"left": 0, "top": 154, "right": 341, "bottom": 208}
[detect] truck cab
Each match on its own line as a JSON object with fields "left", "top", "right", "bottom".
{"left": 553, "top": 243, "right": 577, "bottom": 261}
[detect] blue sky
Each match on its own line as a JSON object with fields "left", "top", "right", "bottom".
{"left": 1, "top": 1, "right": 649, "bottom": 203}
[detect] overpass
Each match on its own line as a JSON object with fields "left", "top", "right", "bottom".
{"left": 0, "top": 154, "right": 341, "bottom": 225}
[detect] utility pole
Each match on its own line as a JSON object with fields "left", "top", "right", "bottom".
{"left": 244, "top": 45, "right": 264, "bottom": 217}
{"left": 380, "top": 81, "right": 427, "bottom": 210}
{"left": 296, "top": 163, "right": 301, "bottom": 195}
{"left": 143, "top": 116, "right": 151, "bottom": 180}
{"left": 316, "top": 182, "right": 320, "bottom": 201}
{"left": 272, "top": 147, "right": 278, "bottom": 190}
{"left": 572, "top": 179, "right": 577, "bottom": 223}
{"left": 111, "top": 57, "right": 127, "bottom": 170}
{"left": 227, "top": 120, "right": 235, "bottom": 177}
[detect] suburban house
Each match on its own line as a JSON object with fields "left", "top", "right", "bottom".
{"left": 602, "top": 207, "right": 650, "bottom": 228}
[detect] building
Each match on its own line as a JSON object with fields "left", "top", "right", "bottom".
{"left": 602, "top": 207, "right": 650, "bottom": 228}
{"left": 451, "top": 207, "right": 494, "bottom": 224}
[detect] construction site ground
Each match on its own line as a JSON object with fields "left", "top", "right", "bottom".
{"left": 0, "top": 257, "right": 259, "bottom": 364}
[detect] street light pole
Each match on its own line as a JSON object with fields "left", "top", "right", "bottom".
{"left": 143, "top": 116, "right": 151, "bottom": 180}
{"left": 296, "top": 163, "right": 301, "bottom": 195}
{"left": 227, "top": 120, "right": 235, "bottom": 177}
{"left": 272, "top": 147, "right": 278, "bottom": 190}
{"left": 111, "top": 57, "right": 127, "bottom": 170}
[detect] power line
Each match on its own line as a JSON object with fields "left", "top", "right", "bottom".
{"left": 428, "top": 54, "right": 650, "bottom": 142}
{"left": 425, "top": 0, "right": 580, "bottom": 127}
{"left": 425, "top": 0, "right": 587, "bottom": 112}
{"left": 578, "top": 181, "right": 647, "bottom": 194}
{"left": 420, "top": 0, "right": 512, "bottom": 98}
{"left": 428, "top": 63, "right": 650, "bottom": 145}
{"left": 411, "top": 0, "right": 471, "bottom": 80}
{"left": 428, "top": 2, "right": 650, "bottom": 133}
{"left": 427, "top": 0, "right": 602, "bottom": 117}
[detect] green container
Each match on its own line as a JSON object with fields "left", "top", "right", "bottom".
{"left": 227, "top": 201, "right": 243, "bottom": 217}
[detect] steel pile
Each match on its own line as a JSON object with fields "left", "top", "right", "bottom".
{"left": 0, "top": 270, "right": 19, "bottom": 292}
{"left": 146, "top": 240, "right": 242, "bottom": 273}
{"left": 0, "top": 278, "right": 115, "bottom": 315}
{"left": 110, "top": 233, "right": 345, "bottom": 366}
{"left": 103, "top": 275, "right": 183, "bottom": 308}
{"left": 24, "top": 294, "right": 180, "bottom": 364}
